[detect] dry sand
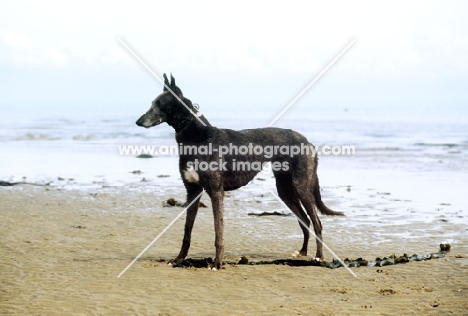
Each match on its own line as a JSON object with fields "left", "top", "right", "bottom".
{"left": 1, "top": 185, "right": 467, "bottom": 315}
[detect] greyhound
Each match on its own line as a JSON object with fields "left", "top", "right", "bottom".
{"left": 136, "top": 74, "right": 343, "bottom": 270}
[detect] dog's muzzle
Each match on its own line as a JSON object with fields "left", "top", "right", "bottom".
{"left": 136, "top": 115, "right": 163, "bottom": 128}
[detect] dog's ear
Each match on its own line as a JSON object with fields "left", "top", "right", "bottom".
{"left": 170, "top": 74, "right": 176, "bottom": 90}
{"left": 163, "top": 73, "right": 169, "bottom": 91}
{"left": 170, "top": 74, "right": 183, "bottom": 97}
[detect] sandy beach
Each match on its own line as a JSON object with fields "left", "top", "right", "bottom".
{"left": 1, "top": 184, "right": 467, "bottom": 315}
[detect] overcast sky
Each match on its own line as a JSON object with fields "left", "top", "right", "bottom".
{"left": 1, "top": 1, "right": 467, "bottom": 119}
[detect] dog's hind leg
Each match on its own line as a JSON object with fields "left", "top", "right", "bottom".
{"left": 274, "top": 172, "right": 311, "bottom": 257}
{"left": 293, "top": 179, "right": 324, "bottom": 261}
{"left": 173, "top": 183, "right": 203, "bottom": 263}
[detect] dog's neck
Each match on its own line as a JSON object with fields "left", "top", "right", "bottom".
{"left": 166, "top": 97, "right": 210, "bottom": 133}
{"left": 167, "top": 101, "right": 210, "bottom": 134}
{"left": 173, "top": 114, "right": 212, "bottom": 145}
{"left": 167, "top": 114, "right": 194, "bottom": 133}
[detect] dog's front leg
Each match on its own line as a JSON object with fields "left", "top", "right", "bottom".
{"left": 208, "top": 189, "right": 224, "bottom": 270}
{"left": 173, "top": 184, "right": 203, "bottom": 263}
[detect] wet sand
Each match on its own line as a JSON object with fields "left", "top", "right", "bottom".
{"left": 1, "top": 185, "right": 467, "bottom": 315}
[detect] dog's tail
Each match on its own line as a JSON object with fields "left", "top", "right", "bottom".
{"left": 313, "top": 183, "right": 344, "bottom": 216}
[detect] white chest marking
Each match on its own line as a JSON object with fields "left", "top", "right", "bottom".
{"left": 184, "top": 167, "right": 199, "bottom": 183}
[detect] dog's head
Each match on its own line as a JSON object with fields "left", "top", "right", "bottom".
{"left": 136, "top": 73, "right": 189, "bottom": 128}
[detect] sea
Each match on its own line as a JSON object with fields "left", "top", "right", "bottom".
{"left": 1, "top": 106, "right": 467, "bottom": 248}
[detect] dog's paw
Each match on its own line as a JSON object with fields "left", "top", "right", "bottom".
{"left": 292, "top": 250, "right": 307, "bottom": 258}
{"left": 167, "top": 258, "right": 183, "bottom": 267}
{"left": 208, "top": 262, "right": 221, "bottom": 271}
{"left": 314, "top": 257, "right": 323, "bottom": 262}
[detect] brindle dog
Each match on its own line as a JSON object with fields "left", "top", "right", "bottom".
{"left": 136, "top": 74, "right": 343, "bottom": 270}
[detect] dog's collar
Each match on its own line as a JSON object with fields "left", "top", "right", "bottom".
{"left": 189, "top": 109, "right": 202, "bottom": 118}
{"left": 174, "top": 104, "right": 204, "bottom": 132}
{"left": 191, "top": 103, "right": 202, "bottom": 117}
{"left": 173, "top": 115, "right": 195, "bottom": 133}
